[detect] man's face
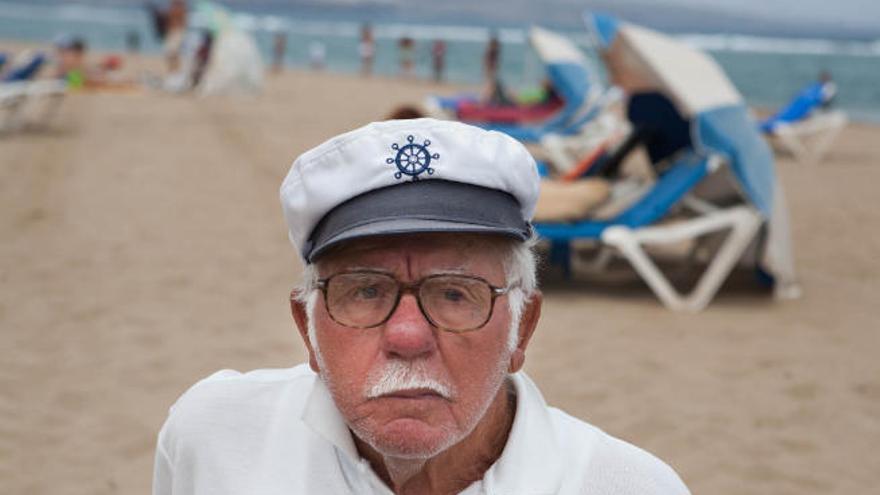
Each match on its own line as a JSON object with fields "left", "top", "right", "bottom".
{"left": 298, "top": 235, "right": 523, "bottom": 459}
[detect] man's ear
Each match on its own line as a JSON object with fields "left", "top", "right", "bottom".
{"left": 508, "top": 290, "right": 542, "bottom": 374}
{"left": 290, "top": 290, "right": 320, "bottom": 373}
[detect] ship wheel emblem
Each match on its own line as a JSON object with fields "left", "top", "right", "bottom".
{"left": 386, "top": 135, "right": 439, "bottom": 181}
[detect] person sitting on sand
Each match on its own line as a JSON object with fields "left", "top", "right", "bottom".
{"left": 54, "top": 36, "right": 133, "bottom": 90}
{"left": 152, "top": 118, "right": 691, "bottom": 495}
{"left": 515, "top": 77, "right": 564, "bottom": 106}
{"left": 55, "top": 36, "right": 88, "bottom": 89}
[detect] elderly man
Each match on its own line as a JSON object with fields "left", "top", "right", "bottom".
{"left": 153, "top": 119, "right": 690, "bottom": 494}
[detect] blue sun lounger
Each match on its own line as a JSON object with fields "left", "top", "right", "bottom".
{"left": 536, "top": 92, "right": 769, "bottom": 311}
{"left": 535, "top": 12, "right": 799, "bottom": 311}
{"left": 1, "top": 52, "right": 47, "bottom": 83}
{"left": 759, "top": 81, "right": 833, "bottom": 133}
{"left": 1, "top": 52, "right": 67, "bottom": 132}
{"left": 759, "top": 80, "right": 847, "bottom": 164}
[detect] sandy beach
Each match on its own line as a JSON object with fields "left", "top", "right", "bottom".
{"left": 1, "top": 64, "right": 879, "bottom": 495}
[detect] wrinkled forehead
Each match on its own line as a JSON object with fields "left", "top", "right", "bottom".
{"left": 315, "top": 233, "right": 512, "bottom": 277}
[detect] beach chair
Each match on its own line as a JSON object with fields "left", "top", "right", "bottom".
{"left": 534, "top": 13, "right": 799, "bottom": 311}
{"left": 538, "top": 157, "right": 764, "bottom": 312}
{"left": 422, "top": 26, "right": 617, "bottom": 143}
{"left": 423, "top": 26, "right": 605, "bottom": 131}
{"left": 1, "top": 52, "right": 47, "bottom": 83}
{"left": 1, "top": 52, "right": 67, "bottom": 132}
{"left": 537, "top": 98, "right": 629, "bottom": 178}
{"left": 477, "top": 27, "right": 627, "bottom": 182}
{"left": 759, "top": 81, "right": 847, "bottom": 164}
{"left": 479, "top": 27, "right": 614, "bottom": 143}
{"left": 1, "top": 52, "right": 47, "bottom": 131}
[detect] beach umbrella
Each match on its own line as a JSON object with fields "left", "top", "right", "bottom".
{"left": 529, "top": 26, "right": 601, "bottom": 113}
{"left": 193, "top": 1, "right": 265, "bottom": 95}
{"left": 427, "top": 26, "right": 605, "bottom": 135}
{"left": 585, "top": 12, "right": 799, "bottom": 297}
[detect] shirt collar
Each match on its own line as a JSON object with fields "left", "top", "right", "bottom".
{"left": 480, "top": 371, "right": 564, "bottom": 494}
{"left": 301, "top": 373, "right": 361, "bottom": 462}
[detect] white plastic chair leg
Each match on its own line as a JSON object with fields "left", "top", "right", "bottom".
{"left": 570, "top": 245, "right": 615, "bottom": 274}
{"left": 772, "top": 111, "right": 847, "bottom": 165}
{"left": 809, "top": 112, "right": 847, "bottom": 162}
{"left": 601, "top": 206, "right": 763, "bottom": 311}
{"left": 774, "top": 126, "right": 812, "bottom": 164}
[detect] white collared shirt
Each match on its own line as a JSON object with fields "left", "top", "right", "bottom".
{"left": 153, "top": 364, "right": 689, "bottom": 494}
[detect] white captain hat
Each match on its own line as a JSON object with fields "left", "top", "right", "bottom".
{"left": 280, "top": 118, "right": 540, "bottom": 262}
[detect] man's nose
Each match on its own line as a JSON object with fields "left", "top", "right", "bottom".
{"left": 381, "top": 293, "right": 437, "bottom": 359}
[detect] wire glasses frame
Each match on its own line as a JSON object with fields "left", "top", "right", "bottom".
{"left": 315, "top": 270, "right": 513, "bottom": 333}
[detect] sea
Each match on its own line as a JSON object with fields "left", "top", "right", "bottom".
{"left": 1, "top": 0, "right": 879, "bottom": 122}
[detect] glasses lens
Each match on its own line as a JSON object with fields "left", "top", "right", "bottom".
{"left": 420, "top": 275, "right": 493, "bottom": 331}
{"left": 325, "top": 273, "right": 398, "bottom": 328}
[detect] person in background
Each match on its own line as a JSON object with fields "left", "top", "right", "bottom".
{"left": 483, "top": 32, "right": 500, "bottom": 83}
{"left": 385, "top": 104, "right": 424, "bottom": 120}
{"left": 817, "top": 70, "right": 836, "bottom": 109}
{"left": 359, "top": 23, "right": 375, "bottom": 77}
{"left": 164, "top": 0, "right": 188, "bottom": 72}
{"left": 55, "top": 36, "right": 88, "bottom": 89}
{"left": 431, "top": 39, "right": 446, "bottom": 83}
{"left": 126, "top": 31, "right": 141, "bottom": 54}
{"left": 309, "top": 41, "right": 326, "bottom": 71}
{"left": 54, "top": 36, "right": 133, "bottom": 90}
{"left": 398, "top": 36, "right": 415, "bottom": 78}
{"left": 190, "top": 30, "right": 214, "bottom": 88}
{"left": 272, "top": 32, "right": 287, "bottom": 74}
{"left": 146, "top": 0, "right": 188, "bottom": 73}
{"left": 759, "top": 68, "right": 840, "bottom": 135}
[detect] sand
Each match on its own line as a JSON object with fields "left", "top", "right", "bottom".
{"left": 1, "top": 64, "right": 879, "bottom": 495}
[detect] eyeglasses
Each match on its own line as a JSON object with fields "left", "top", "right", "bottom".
{"left": 315, "top": 271, "right": 512, "bottom": 333}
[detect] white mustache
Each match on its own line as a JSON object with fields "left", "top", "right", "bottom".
{"left": 366, "top": 360, "right": 454, "bottom": 400}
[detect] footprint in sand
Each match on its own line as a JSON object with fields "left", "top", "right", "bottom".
{"left": 853, "top": 382, "right": 880, "bottom": 401}
{"left": 784, "top": 382, "right": 819, "bottom": 400}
